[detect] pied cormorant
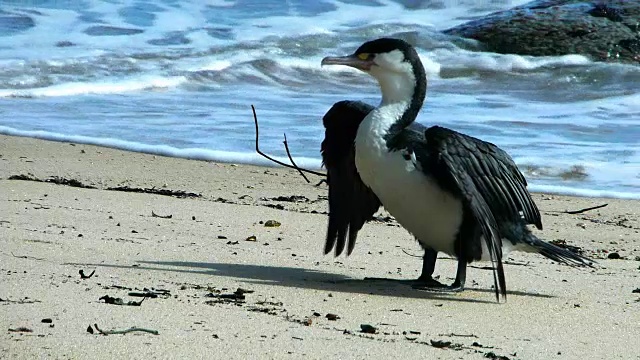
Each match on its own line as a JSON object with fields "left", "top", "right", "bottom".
{"left": 320, "top": 38, "right": 592, "bottom": 301}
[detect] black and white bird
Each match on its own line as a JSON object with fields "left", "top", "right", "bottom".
{"left": 320, "top": 38, "right": 592, "bottom": 300}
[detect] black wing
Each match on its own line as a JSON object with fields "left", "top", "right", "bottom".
{"left": 321, "top": 101, "right": 381, "bottom": 256}
{"left": 420, "top": 126, "right": 542, "bottom": 300}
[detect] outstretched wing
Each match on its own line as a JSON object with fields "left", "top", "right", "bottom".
{"left": 321, "top": 101, "right": 381, "bottom": 256}
{"left": 421, "top": 125, "right": 542, "bottom": 300}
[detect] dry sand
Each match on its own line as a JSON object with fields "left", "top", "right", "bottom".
{"left": 1, "top": 134, "right": 639, "bottom": 359}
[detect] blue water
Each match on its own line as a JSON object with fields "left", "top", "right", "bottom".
{"left": 0, "top": 0, "right": 638, "bottom": 199}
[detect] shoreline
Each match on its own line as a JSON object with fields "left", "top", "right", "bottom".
{"left": 1, "top": 134, "right": 639, "bottom": 359}
{"left": 2, "top": 129, "right": 638, "bottom": 201}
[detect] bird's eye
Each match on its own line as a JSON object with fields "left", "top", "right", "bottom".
{"left": 357, "top": 53, "right": 372, "bottom": 61}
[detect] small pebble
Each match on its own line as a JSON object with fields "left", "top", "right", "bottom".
{"left": 264, "top": 220, "right": 281, "bottom": 227}
{"left": 360, "top": 324, "right": 377, "bottom": 334}
{"left": 430, "top": 340, "right": 451, "bottom": 348}
{"left": 326, "top": 313, "right": 339, "bottom": 321}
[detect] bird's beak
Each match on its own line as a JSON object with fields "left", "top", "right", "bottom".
{"left": 321, "top": 54, "right": 372, "bottom": 71}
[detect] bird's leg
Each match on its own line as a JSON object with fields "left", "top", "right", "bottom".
{"left": 449, "top": 258, "right": 467, "bottom": 292}
{"left": 413, "top": 258, "right": 466, "bottom": 293}
{"left": 413, "top": 235, "right": 468, "bottom": 293}
{"left": 413, "top": 248, "right": 447, "bottom": 287}
{"left": 363, "top": 247, "right": 442, "bottom": 285}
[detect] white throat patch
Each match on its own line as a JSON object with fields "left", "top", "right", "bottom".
{"left": 369, "top": 49, "right": 416, "bottom": 105}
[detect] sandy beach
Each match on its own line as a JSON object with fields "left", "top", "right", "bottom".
{"left": 1, "top": 134, "right": 639, "bottom": 359}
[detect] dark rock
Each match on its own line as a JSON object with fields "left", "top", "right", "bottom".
{"left": 84, "top": 25, "right": 144, "bottom": 36}
{"left": 326, "top": 313, "right": 339, "bottom": 321}
{"left": 148, "top": 31, "right": 191, "bottom": 46}
{"left": 485, "top": 352, "right": 511, "bottom": 360}
{"left": 444, "top": 0, "right": 640, "bottom": 64}
{"left": 607, "top": 252, "right": 622, "bottom": 259}
{"left": 55, "top": 41, "right": 75, "bottom": 47}
{"left": 0, "top": 14, "right": 35, "bottom": 36}
{"left": 360, "top": 324, "right": 377, "bottom": 334}
{"left": 588, "top": 3, "right": 624, "bottom": 22}
{"left": 430, "top": 339, "right": 452, "bottom": 348}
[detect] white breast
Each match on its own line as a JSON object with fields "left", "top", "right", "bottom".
{"left": 355, "top": 106, "right": 464, "bottom": 256}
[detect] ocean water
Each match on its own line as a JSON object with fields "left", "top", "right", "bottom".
{"left": 0, "top": 0, "right": 638, "bottom": 199}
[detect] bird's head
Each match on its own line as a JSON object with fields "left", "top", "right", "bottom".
{"left": 321, "top": 38, "right": 426, "bottom": 105}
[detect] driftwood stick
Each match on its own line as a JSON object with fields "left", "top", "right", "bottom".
{"left": 283, "top": 133, "right": 310, "bottom": 183}
{"left": 565, "top": 203, "right": 608, "bottom": 215}
{"left": 251, "top": 105, "right": 326, "bottom": 180}
{"left": 93, "top": 323, "right": 159, "bottom": 335}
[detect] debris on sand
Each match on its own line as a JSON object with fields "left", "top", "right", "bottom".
{"left": 264, "top": 220, "right": 281, "bottom": 227}
{"left": 79, "top": 270, "right": 95, "bottom": 279}
{"left": 99, "top": 295, "right": 146, "bottom": 306}
{"left": 205, "top": 288, "right": 253, "bottom": 305}
{"left": 326, "top": 313, "right": 340, "bottom": 321}
{"left": 360, "top": 324, "right": 377, "bottom": 334}
{"left": 430, "top": 339, "right": 452, "bottom": 348}
{"left": 8, "top": 327, "right": 33, "bottom": 333}
{"left": 90, "top": 323, "right": 158, "bottom": 335}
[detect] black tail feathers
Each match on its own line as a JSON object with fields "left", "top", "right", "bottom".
{"left": 525, "top": 234, "right": 595, "bottom": 268}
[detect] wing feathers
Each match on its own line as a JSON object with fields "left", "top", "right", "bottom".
{"left": 425, "top": 125, "right": 540, "bottom": 300}
{"left": 322, "top": 101, "right": 381, "bottom": 257}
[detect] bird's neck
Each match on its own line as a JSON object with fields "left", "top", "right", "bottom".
{"left": 377, "top": 70, "right": 416, "bottom": 107}
{"left": 373, "top": 69, "right": 426, "bottom": 149}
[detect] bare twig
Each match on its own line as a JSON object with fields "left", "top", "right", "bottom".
{"left": 283, "top": 133, "right": 310, "bottom": 183}
{"left": 79, "top": 269, "right": 95, "bottom": 279}
{"left": 564, "top": 203, "right": 608, "bottom": 215}
{"left": 99, "top": 295, "right": 146, "bottom": 306}
{"left": 0, "top": 297, "right": 41, "bottom": 304}
{"left": 93, "top": 323, "right": 159, "bottom": 335}
{"left": 401, "top": 249, "right": 423, "bottom": 258}
{"left": 438, "top": 333, "right": 478, "bottom": 338}
{"left": 504, "top": 260, "right": 530, "bottom": 267}
{"left": 251, "top": 105, "right": 326, "bottom": 180}
{"left": 11, "top": 252, "right": 45, "bottom": 261}
{"left": 8, "top": 327, "right": 33, "bottom": 333}
{"left": 151, "top": 211, "right": 172, "bottom": 219}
